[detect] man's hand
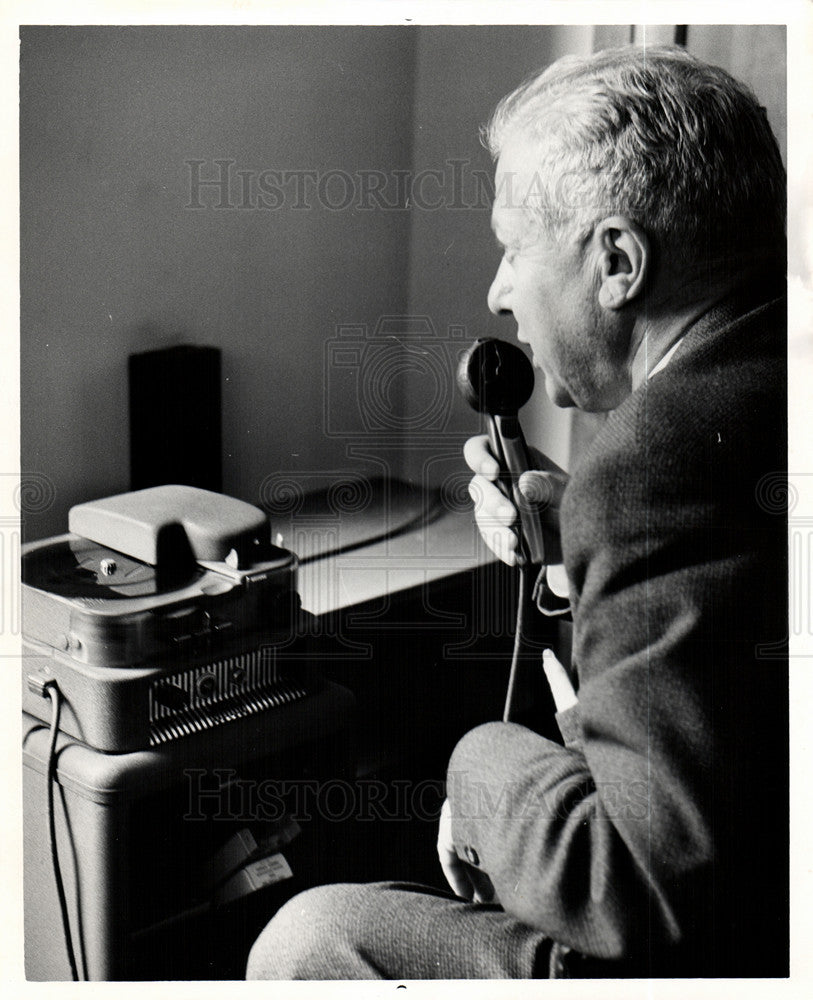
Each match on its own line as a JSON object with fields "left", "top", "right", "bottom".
{"left": 542, "top": 648, "right": 578, "bottom": 712}
{"left": 464, "top": 434, "right": 568, "bottom": 567}
{"left": 437, "top": 798, "right": 494, "bottom": 903}
{"left": 437, "top": 798, "right": 476, "bottom": 900}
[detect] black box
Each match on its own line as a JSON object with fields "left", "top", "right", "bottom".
{"left": 129, "top": 345, "right": 222, "bottom": 492}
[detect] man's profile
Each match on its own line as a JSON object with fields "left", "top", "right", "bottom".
{"left": 247, "top": 44, "right": 788, "bottom": 980}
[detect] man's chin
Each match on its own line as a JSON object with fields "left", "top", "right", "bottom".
{"left": 544, "top": 376, "right": 576, "bottom": 409}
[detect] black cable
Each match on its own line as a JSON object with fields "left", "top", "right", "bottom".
{"left": 297, "top": 493, "right": 446, "bottom": 566}
{"left": 503, "top": 563, "right": 533, "bottom": 723}
{"left": 44, "top": 684, "right": 80, "bottom": 981}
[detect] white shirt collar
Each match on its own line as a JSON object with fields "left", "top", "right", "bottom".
{"left": 647, "top": 333, "right": 687, "bottom": 380}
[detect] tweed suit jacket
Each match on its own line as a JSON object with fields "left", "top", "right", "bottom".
{"left": 448, "top": 284, "right": 788, "bottom": 977}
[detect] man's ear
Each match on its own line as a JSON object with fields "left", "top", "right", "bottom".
{"left": 593, "top": 216, "right": 649, "bottom": 310}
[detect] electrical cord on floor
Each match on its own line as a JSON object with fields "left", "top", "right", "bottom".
{"left": 43, "top": 683, "right": 80, "bottom": 982}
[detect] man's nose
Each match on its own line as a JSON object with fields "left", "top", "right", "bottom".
{"left": 487, "top": 259, "right": 512, "bottom": 316}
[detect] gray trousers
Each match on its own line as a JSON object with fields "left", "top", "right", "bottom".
{"left": 245, "top": 881, "right": 553, "bottom": 980}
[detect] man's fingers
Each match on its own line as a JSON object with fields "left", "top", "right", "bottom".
{"left": 468, "top": 475, "right": 518, "bottom": 566}
{"left": 437, "top": 799, "right": 476, "bottom": 900}
{"left": 439, "top": 849, "right": 476, "bottom": 900}
{"left": 516, "top": 470, "right": 567, "bottom": 565}
{"left": 465, "top": 451, "right": 567, "bottom": 569}
{"left": 464, "top": 435, "right": 567, "bottom": 483}
{"left": 491, "top": 528, "right": 518, "bottom": 567}
{"left": 468, "top": 475, "right": 515, "bottom": 525}
{"left": 469, "top": 869, "right": 497, "bottom": 905}
{"left": 463, "top": 434, "right": 500, "bottom": 479}
{"left": 542, "top": 648, "right": 578, "bottom": 712}
{"left": 518, "top": 470, "right": 567, "bottom": 511}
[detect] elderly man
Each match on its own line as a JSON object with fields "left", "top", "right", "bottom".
{"left": 247, "top": 45, "right": 787, "bottom": 979}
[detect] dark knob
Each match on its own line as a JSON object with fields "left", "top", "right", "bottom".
{"left": 153, "top": 683, "right": 189, "bottom": 711}
{"left": 197, "top": 673, "right": 217, "bottom": 699}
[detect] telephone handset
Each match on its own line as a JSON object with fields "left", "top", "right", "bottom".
{"left": 457, "top": 337, "right": 550, "bottom": 567}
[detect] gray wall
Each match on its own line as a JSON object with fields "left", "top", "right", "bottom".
{"left": 20, "top": 26, "right": 418, "bottom": 540}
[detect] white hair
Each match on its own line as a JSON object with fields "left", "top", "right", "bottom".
{"left": 485, "top": 45, "right": 786, "bottom": 271}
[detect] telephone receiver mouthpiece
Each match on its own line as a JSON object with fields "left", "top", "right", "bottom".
{"left": 456, "top": 337, "right": 535, "bottom": 415}
{"left": 458, "top": 338, "right": 546, "bottom": 566}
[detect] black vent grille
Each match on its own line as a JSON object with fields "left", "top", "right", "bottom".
{"left": 149, "top": 648, "right": 309, "bottom": 745}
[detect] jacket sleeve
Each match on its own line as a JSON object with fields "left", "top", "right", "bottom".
{"left": 447, "top": 367, "right": 786, "bottom": 962}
